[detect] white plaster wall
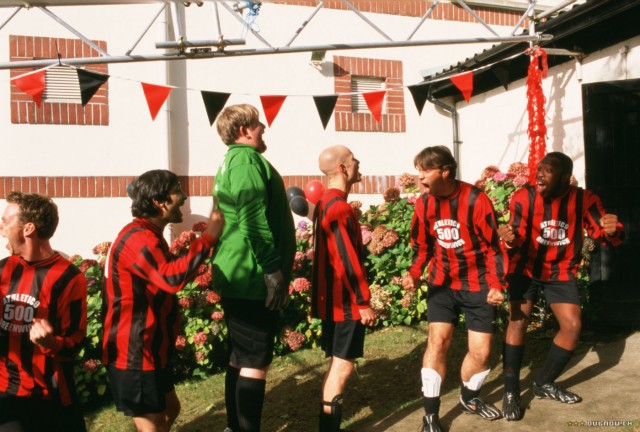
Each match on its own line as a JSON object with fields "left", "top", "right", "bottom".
{"left": 454, "top": 35, "right": 640, "bottom": 186}
{"left": 0, "top": 5, "right": 173, "bottom": 175}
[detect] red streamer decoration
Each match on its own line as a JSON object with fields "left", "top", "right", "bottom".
{"left": 526, "top": 46, "right": 548, "bottom": 184}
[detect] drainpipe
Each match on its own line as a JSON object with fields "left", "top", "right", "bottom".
{"left": 428, "top": 96, "right": 461, "bottom": 178}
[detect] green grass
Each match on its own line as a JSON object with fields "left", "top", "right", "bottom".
{"left": 83, "top": 323, "right": 630, "bottom": 431}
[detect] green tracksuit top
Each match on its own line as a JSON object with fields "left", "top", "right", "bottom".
{"left": 212, "top": 144, "right": 296, "bottom": 300}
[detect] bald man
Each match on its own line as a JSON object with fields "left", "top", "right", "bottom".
{"left": 311, "top": 145, "right": 376, "bottom": 432}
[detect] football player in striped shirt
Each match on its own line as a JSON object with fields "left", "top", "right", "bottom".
{"left": 311, "top": 145, "right": 376, "bottom": 432}
{"left": 0, "top": 192, "right": 87, "bottom": 431}
{"left": 402, "top": 146, "right": 507, "bottom": 432}
{"left": 102, "top": 170, "right": 224, "bottom": 432}
{"left": 499, "top": 152, "right": 623, "bottom": 421}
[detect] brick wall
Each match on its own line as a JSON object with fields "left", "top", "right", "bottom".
{"left": 269, "top": 1, "right": 527, "bottom": 26}
{"left": 0, "top": 175, "right": 400, "bottom": 198}
{"left": 9, "top": 35, "right": 109, "bottom": 125}
{"left": 334, "top": 56, "right": 405, "bottom": 133}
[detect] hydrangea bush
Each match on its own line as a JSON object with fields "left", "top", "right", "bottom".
{"left": 72, "top": 167, "right": 595, "bottom": 407}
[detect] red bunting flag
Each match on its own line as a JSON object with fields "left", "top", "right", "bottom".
{"left": 450, "top": 71, "right": 474, "bottom": 103}
{"left": 141, "top": 82, "right": 172, "bottom": 121}
{"left": 363, "top": 90, "right": 386, "bottom": 123}
{"left": 260, "top": 95, "right": 287, "bottom": 127}
{"left": 12, "top": 70, "right": 46, "bottom": 107}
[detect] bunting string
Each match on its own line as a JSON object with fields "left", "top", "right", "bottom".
{"left": 6, "top": 47, "right": 534, "bottom": 126}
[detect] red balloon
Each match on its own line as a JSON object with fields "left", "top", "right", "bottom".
{"left": 304, "top": 180, "right": 325, "bottom": 205}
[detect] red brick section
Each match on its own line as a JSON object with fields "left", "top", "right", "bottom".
{"left": 9, "top": 35, "right": 109, "bottom": 126}
{"left": 0, "top": 175, "right": 400, "bottom": 198}
{"left": 334, "top": 56, "right": 406, "bottom": 133}
{"left": 267, "top": 1, "right": 527, "bottom": 26}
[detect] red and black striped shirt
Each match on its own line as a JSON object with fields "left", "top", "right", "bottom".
{"left": 507, "top": 185, "right": 624, "bottom": 281}
{"left": 102, "top": 218, "right": 214, "bottom": 371}
{"left": 312, "top": 189, "right": 371, "bottom": 321}
{"left": 408, "top": 181, "right": 508, "bottom": 292}
{"left": 0, "top": 253, "right": 87, "bottom": 405}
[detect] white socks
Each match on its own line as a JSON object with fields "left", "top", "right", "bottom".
{"left": 463, "top": 369, "right": 490, "bottom": 391}
{"left": 421, "top": 368, "right": 442, "bottom": 397}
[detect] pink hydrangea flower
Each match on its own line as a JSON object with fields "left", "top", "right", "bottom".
{"left": 79, "top": 259, "right": 98, "bottom": 273}
{"left": 92, "top": 241, "right": 112, "bottom": 256}
{"left": 286, "top": 330, "right": 306, "bottom": 351}
{"left": 82, "top": 359, "right": 101, "bottom": 373}
{"left": 507, "top": 162, "right": 529, "bottom": 177}
{"left": 193, "top": 331, "right": 208, "bottom": 346}
{"left": 383, "top": 187, "right": 401, "bottom": 202}
{"left": 178, "top": 297, "right": 193, "bottom": 309}
{"left": 170, "top": 231, "right": 197, "bottom": 255}
{"left": 481, "top": 165, "right": 500, "bottom": 180}
{"left": 195, "top": 272, "right": 212, "bottom": 288}
{"left": 512, "top": 174, "right": 529, "bottom": 187}
{"left": 195, "top": 350, "right": 207, "bottom": 362}
{"left": 290, "top": 277, "right": 311, "bottom": 294}
{"left": 206, "top": 290, "right": 220, "bottom": 305}
{"left": 361, "top": 226, "right": 372, "bottom": 245}
{"left": 175, "top": 335, "right": 186, "bottom": 350}
{"left": 493, "top": 172, "right": 508, "bottom": 182}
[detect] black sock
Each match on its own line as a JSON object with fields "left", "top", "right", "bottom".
{"left": 503, "top": 343, "right": 525, "bottom": 394}
{"left": 225, "top": 366, "right": 240, "bottom": 430}
{"left": 236, "top": 376, "right": 266, "bottom": 432}
{"left": 461, "top": 385, "right": 481, "bottom": 402}
{"left": 423, "top": 396, "right": 441, "bottom": 415}
{"left": 319, "top": 395, "right": 343, "bottom": 432}
{"left": 535, "top": 342, "right": 573, "bottom": 386}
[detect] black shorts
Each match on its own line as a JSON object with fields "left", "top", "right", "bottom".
{"left": 107, "top": 366, "right": 175, "bottom": 417}
{"left": 321, "top": 320, "right": 366, "bottom": 360}
{"left": 0, "top": 394, "right": 86, "bottom": 432}
{"left": 222, "top": 297, "right": 277, "bottom": 369}
{"left": 507, "top": 274, "right": 580, "bottom": 305}
{"left": 426, "top": 285, "right": 496, "bottom": 334}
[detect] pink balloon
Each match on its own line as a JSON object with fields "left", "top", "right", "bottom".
{"left": 304, "top": 180, "right": 325, "bottom": 205}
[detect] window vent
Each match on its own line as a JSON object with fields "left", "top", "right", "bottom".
{"left": 351, "top": 76, "right": 385, "bottom": 113}
{"left": 43, "top": 65, "right": 82, "bottom": 104}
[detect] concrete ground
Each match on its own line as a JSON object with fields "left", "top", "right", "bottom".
{"left": 353, "top": 331, "right": 640, "bottom": 432}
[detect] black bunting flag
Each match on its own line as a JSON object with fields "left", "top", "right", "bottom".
{"left": 77, "top": 68, "right": 110, "bottom": 106}
{"left": 312, "top": 95, "right": 338, "bottom": 130}
{"left": 408, "top": 84, "right": 431, "bottom": 115}
{"left": 201, "top": 91, "right": 231, "bottom": 126}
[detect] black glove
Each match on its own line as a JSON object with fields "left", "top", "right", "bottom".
{"left": 264, "top": 271, "right": 287, "bottom": 310}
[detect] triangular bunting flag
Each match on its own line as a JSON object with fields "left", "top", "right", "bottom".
{"left": 450, "top": 71, "right": 474, "bottom": 103}
{"left": 260, "top": 95, "right": 287, "bottom": 127}
{"left": 363, "top": 90, "right": 386, "bottom": 123}
{"left": 77, "top": 68, "right": 109, "bottom": 106}
{"left": 408, "top": 84, "right": 430, "bottom": 115}
{"left": 201, "top": 91, "right": 231, "bottom": 126}
{"left": 491, "top": 64, "right": 510, "bottom": 91}
{"left": 312, "top": 95, "right": 338, "bottom": 129}
{"left": 12, "top": 70, "right": 46, "bottom": 107}
{"left": 141, "top": 82, "right": 172, "bottom": 121}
